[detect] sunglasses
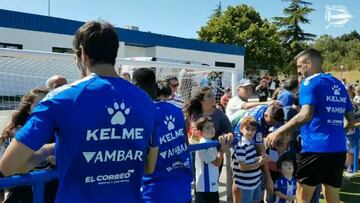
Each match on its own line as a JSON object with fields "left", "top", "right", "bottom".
{"left": 170, "top": 83, "right": 179, "bottom": 87}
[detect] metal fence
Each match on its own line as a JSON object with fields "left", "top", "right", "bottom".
{"left": 0, "top": 140, "right": 222, "bottom": 203}
{"left": 0, "top": 133, "right": 359, "bottom": 203}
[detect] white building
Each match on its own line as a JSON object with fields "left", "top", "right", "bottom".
{"left": 0, "top": 9, "right": 245, "bottom": 97}
{"left": 0, "top": 9, "right": 244, "bottom": 71}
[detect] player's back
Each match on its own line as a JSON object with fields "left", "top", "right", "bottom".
{"left": 48, "top": 74, "right": 156, "bottom": 202}
{"left": 299, "top": 73, "right": 353, "bottom": 152}
{"left": 142, "top": 101, "right": 192, "bottom": 203}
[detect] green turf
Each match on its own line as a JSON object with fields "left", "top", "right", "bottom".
{"left": 319, "top": 172, "right": 360, "bottom": 203}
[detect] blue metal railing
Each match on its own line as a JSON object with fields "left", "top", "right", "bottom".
{"left": 0, "top": 170, "right": 58, "bottom": 203}
{"left": 0, "top": 141, "right": 223, "bottom": 203}
{"left": 352, "top": 128, "right": 359, "bottom": 173}
{"left": 1, "top": 135, "right": 358, "bottom": 203}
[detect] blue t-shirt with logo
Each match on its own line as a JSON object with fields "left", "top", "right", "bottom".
{"left": 299, "top": 73, "right": 353, "bottom": 153}
{"left": 15, "top": 74, "right": 159, "bottom": 203}
{"left": 142, "top": 101, "right": 192, "bottom": 203}
{"left": 277, "top": 89, "right": 294, "bottom": 107}
{"left": 233, "top": 105, "right": 270, "bottom": 144}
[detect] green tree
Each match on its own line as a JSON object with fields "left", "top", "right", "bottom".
{"left": 337, "top": 30, "right": 360, "bottom": 42}
{"left": 274, "top": 0, "right": 316, "bottom": 73}
{"left": 312, "top": 33, "right": 360, "bottom": 72}
{"left": 210, "top": 1, "right": 222, "bottom": 18}
{"left": 198, "top": 4, "right": 285, "bottom": 75}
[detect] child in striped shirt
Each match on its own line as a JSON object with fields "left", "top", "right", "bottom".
{"left": 194, "top": 116, "right": 228, "bottom": 203}
{"left": 274, "top": 153, "right": 296, "bottom": 203}
{"left": 233, "top": 116, "right": 270, "bottom": 203}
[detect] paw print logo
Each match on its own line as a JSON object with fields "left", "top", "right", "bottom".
{"left": 332, "top": 85, "right": 341, "bottom": 95}
{"left": 164, "top": 115, "right": 175, "bottom": 131}
{"left": 107, "top": 102, "right": 130, "bottom": 125}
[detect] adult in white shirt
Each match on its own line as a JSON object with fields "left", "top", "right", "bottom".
{"left": 226, "top": 79, "right": 274, "bottom": 121}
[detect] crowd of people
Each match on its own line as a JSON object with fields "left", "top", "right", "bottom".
{"left": 0, "top": 20, "right": 359, "bottom": 203}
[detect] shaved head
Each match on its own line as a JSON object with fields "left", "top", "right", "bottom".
{"left": 295, "top": 49, "right": 323, "bottom": 78}
{"left": 295, "top": 49, "right": 323, "bottom": 68}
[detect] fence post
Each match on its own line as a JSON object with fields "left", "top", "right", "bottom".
{"left": 225, "top": 149, "right": 233, "bottom": 202}
{"left": 32, "top": 181, "right": 45, "bottom": 203}
{"left": 353, "top": 127, "right": 359, "bottom": 173}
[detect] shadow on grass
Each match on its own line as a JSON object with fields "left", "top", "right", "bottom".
{"left": 339, "top": 174, "right": 360, "bottom": 203}
{"left": 319, "top": 173, "right": 360, "bottom": 203}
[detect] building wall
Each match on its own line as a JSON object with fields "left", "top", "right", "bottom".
{"left": 0, "top": 27, "right": 128, "bottom": 57}
{"left": 1, "top": 27, "right": 243, "bottom": 69}
{"left": 124, "top": 45, "right": 147, "bottom": 58}
{"left": 0, "top": 27, "right": 244, "bottom": 95}
{"left": 0, "top": 27, "right": 73, "bottom": 52}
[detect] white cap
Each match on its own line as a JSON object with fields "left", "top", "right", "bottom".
{"left": 237, "top": 79, "right": 253, "bottom": 88}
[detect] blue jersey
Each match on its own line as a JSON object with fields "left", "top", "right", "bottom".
{"left": 299, "top": 73, "right": 353, "bottom": 153}
{"left": 234, "top": 105, "right": 270, "bottom": 144}
{"left": 142, "top": 102, "right": 192, "bottom": 203}
{"left": 16, "top": 74, "right": 158, "bottom": 203}
{"left": 278, "top": 89, "right": 294, "bottom": 107}
{"left": 274, "top": 176, "right": 296, "bottom": 203}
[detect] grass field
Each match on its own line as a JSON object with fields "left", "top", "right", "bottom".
{"left": 328, "top": 71, "right": 360, "bottom": 83}
{"left": 319, "top": 172, "right": 360, "bottom": 203}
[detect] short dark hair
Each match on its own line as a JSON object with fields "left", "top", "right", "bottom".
{"left": 156, "top": 81, "right": 172, "bottom": 98}
{"left": 132, "top": 68, "right": 157, "bottom": 99}
{"left": 195, "top": 116, "right": 213, "bottom": 131}
{"left": 73, "top": 21, "right": 119, "bottom": 66}
{"left": 267, "top": 104, "right": 285, "bottom": 123}
{"left": 283, "top": 77, "right": 299, "bottom": 91}
{"left": 277, "top": 153, "right": 294, "bottom": 170}
{"left": 294, "top": 48, "right": 323, "bottom": 65}
{"left": 165, "top": 76, "right": 178, "bottom": 84}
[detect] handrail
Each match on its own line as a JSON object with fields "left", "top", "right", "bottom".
{"left": 0, "top": 170, "right": 58, "bottom": 203}
{"left": 1, "top": 134, "right": 356, "bottom": 203}
{"left": 188, "top": 140, "right": 220, "bottom": 151}
{"left": 0, "top": 140, "right": 230, "bottom": 203}
{"left": 0, "top": 170, "right": 58, "bottom": 189}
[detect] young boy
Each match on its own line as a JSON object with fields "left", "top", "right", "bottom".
{"left": 194, "top": 116, "right": 227, "bottom": 203}
{"left": 265, "top": 131, "right": 295, "bottom": 203}
{"left": 233, "top": 116, "right": 270, "bottom": 203}
{"left": 274, "top": 154, "right": 296, "bottom": 203}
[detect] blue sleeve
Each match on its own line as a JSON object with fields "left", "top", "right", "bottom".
{"left": 15, "top": 100, "right": 58, "bottom": 151}
{"left": 274, "top": 179, "right": 280, "bottom": 191}
{"left": 277, "top": 93, "right": 287, "bottom": 106}
{"left": 278, "top": 92, "right": 293, "bottom": 107}
{"left": 254, "top": 131, "right": 264, "bottom": 144}
{"left": 254, "top": 123, "right": 264, "bottom": 144}
{"left": 299, "top": 81, "right": 316, "bottom": 106}
{"left": 150, "top": 104, "right": 160, "bottom": 147}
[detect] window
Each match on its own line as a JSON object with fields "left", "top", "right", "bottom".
{"left": 0, "top": 42, "right": 23, "bottom": 49}
{"left": 215, "top": 61, "right": 235, "bottom": 68}
{"left": 52, "top": 47, "right": 74, "bottom": 54}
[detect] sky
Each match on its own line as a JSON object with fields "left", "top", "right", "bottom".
{"left": 0, "top": 0, "right": 359, "bottom": 39}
